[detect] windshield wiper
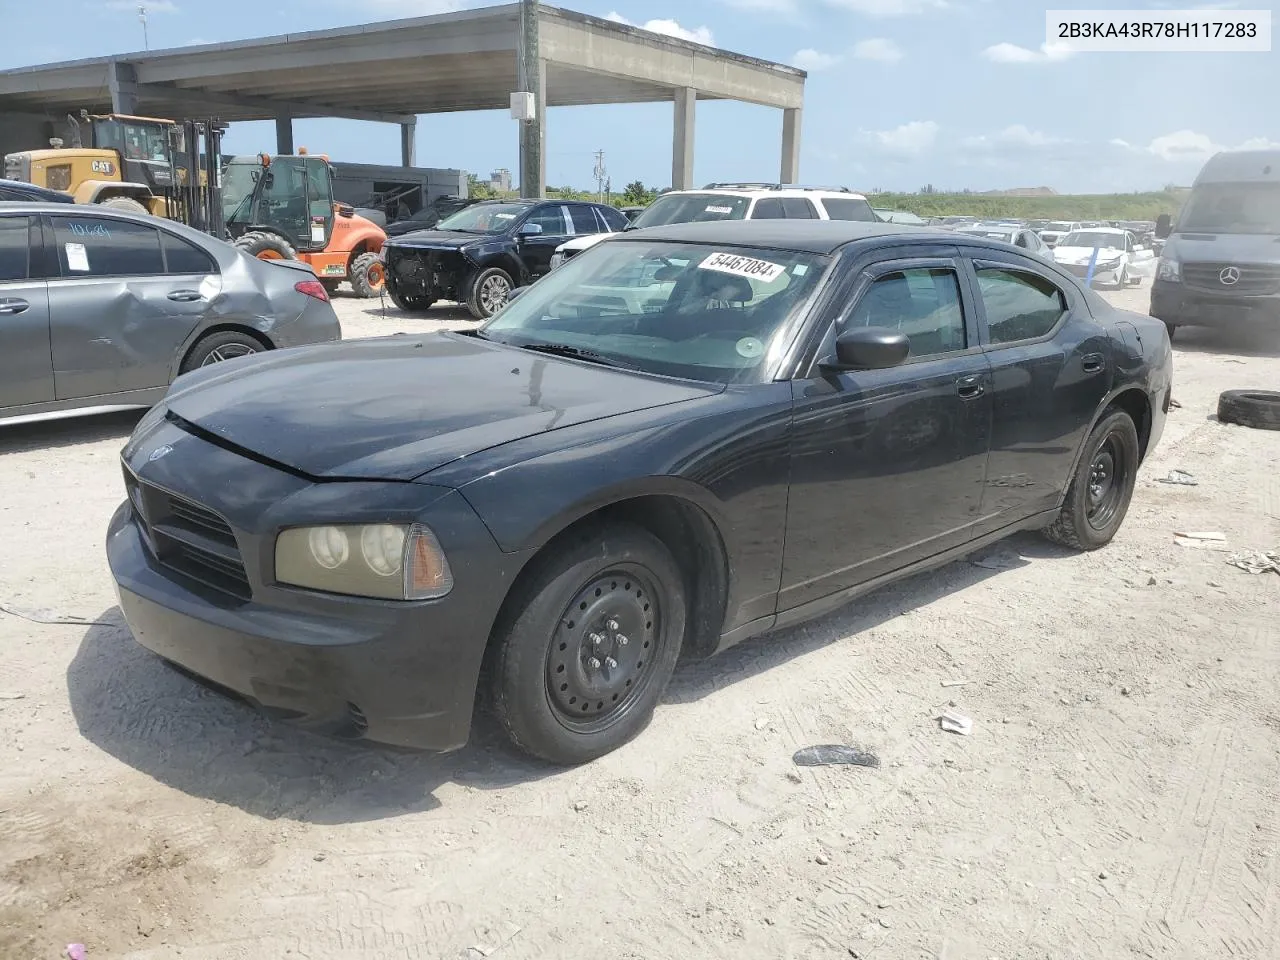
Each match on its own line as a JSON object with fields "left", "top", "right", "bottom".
{"left": 515, "top": 342, "right": 641, "bottom": 370}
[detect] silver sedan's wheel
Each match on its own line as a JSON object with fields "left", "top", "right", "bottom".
{"left": 179, "top": 331, "right": 265, "bottom": 374}
{"left": 201, "top": 343, "right": 258, "bottom": 366}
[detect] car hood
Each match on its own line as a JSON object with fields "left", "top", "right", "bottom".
{"left": 384, "top": 230, "right": 484, "bottom": 250}
{"left": 1054, "top": 244, "right": 1123, "bottom": 261}
{"left": 163, "top": 333, "right": 718, "bottom": 482}
{"left": 1163, "top": 231, "right": 1280, "bottom": 265}
{"left": 556, "top": 232, "right": 615, "bottom": 254}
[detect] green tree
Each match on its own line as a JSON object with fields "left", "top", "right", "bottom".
{"left": 466, "top": 173, "right": 494, "bottom": 200}
{"left": 622, "top": 180, "right": 653, "bottom": 206}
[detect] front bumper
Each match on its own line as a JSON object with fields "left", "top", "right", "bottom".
{"left": 384, "top": 246, "right": 470, "bottom": 302}
{"left": 105, "top": 421, "right": 521, "bottom": 751}
{"left": 1058, "top": 261, "right": 1124, "bottom": 284}
{"left": 1150, "top": 280, "right": 1280, "bottom": 329}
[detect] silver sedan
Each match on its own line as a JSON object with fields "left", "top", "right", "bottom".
{"left": 0, "top": 202, "right": 341, "bottom": 426}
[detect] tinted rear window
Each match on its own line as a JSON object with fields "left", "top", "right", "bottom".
{"left": 161, "top": 231, "right": 217, "bottom": 273}
{"left": 821, "top": 197, "right": 878, "bottom": 222}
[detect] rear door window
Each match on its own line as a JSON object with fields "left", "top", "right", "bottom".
{"left": 781, "top": 198, "right": 818, "bottom": 219}
{"left": 161, "top": 232, "right": 217, "bottom": 274}
{"left": 567, "top": 205, "right": 602, "bottom": 235}
{"left": 750, "top": 198, "right": 786, "bottom": 219}
{"left": 821, "top": 197, "right": 878, "bottom": 221}
{"left": 50, "top": 216, "right": 164, "bottom": 277}
{"left": 0, "top": 217, "right": 31, "bottom": 281}
{"left": 975, "top": 267, "right": 1067, "bottom": 344}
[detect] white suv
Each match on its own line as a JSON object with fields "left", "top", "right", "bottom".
{"left": 548, "top": 183, "right": 879, "bottom": 269}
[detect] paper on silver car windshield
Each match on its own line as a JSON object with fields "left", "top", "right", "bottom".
{"left": 699, "top": 251, "right": 785, "bottom": 283}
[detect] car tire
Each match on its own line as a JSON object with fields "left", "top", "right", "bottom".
{"left": 466, "top": 266, "right": 513, "bottom": 320}
{"left": 99, "top": 196, "right": 149, "bottom": 215}
{"left": 1217, "top": 390, "right": 1280, "bottom": 431}
{"left": 1043, "top": 409, "right": 1140, "bottom": 551}
{"left": 349, "top": 251, "right": 386, "bottom": 298}
{"left": 234, "top": 230, "right": 297, "bottom": 261}
{"left": 385, "top": 282, "right": 435, "bottom": 313}
{"left": 488, "top": 523, "right": 687, "bottom": 765}
{"left": 179, "top": 330, "right": 266, "bottom": 374}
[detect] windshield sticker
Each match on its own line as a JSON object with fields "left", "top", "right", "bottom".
{"left": 700, "top": 251, "right": 785, "bottom": 283}
{"left": 310, "top": 223, "right": 326, "bottom": 243}
{"left": 65, "top": 242, "right": 90, "bottom": 272}
{"left": 705, "top": 205, "right": 734, "bottom": 214}
{"left": 792, "top": 264, "right": 809, "bottom": 276}
{"left": 493, "top": 213, "right": 517, "bottom": 221}
{"left": 735, "top": 337, "right": 765, "bottom": 359}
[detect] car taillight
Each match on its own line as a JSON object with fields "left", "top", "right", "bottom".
{"left": 295, "top": 279, "right": 329, "bottom": 302}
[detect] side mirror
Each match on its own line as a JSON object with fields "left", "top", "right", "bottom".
{"left": 518, "top": 222, "right": 543, "bottom": 236}
{"left": 505, "top": 285, "right": 529, "bottom": 303}
{"left": 1155, "top": 213, "right": 1171, "bottom": 239}
{"left": 822, "top": 327, "right": 910, "bottom": 371}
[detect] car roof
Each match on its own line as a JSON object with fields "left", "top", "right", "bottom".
{"left": 662, "top": 187, "right": 869, "bottom": 201}
{"left": 0, "top": 200, "right": 234, "bottom": 247}
{"left": 620, "top": 219, "right": 949, "bottom": 253}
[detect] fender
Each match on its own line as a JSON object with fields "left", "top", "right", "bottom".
{"left": 1061, "top": 381, "right": 1158, "bottom": 494}
{"left": 74, "top": 180, "right": 153, "bottom": 204}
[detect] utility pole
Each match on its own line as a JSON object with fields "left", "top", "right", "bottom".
{"left": 138, "top": 4, "right": 149, "bottom": 50}
{"left": 593, "top": 149, "right": 606, "bottom": 203}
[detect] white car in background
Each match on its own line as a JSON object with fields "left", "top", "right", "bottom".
{"left": 548, "top": 184, "right": 878, "bottom": 269}
{"left": 1051, "top": 227, "right": 1156, "bottom": 288}
{"left": 1038, "top": 220, "right": 1082, "bottom": 248}
{"left": 956, "top": 223, "right": 1054, "bottom": 260}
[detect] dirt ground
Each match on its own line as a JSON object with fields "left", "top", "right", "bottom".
{"left": 1, "top": 282, "right": 1278, "bottom": 960}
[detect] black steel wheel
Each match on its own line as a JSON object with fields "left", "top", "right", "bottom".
{"left": 489, "top": 523, "right": 687, "bottom": 764}
{"left": 1043, "top": 408, "right": 1140, "bottom": 551}
{"left": 544, "top": 566, "right": 664, "bottom": 733}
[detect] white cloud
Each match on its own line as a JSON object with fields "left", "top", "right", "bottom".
{"left": 791, "top": 48, "right": 841, "bottom": 70}
{"left": 962, "top": 124, "right": 1064, "bottom": 149}
{"left": 852, "top": 37, "right": 903, "bottom": 61}
{"left": 1109, "top": 138, "right": 1131, "bottom": 148}
{"left": 827, "top": 0, "right": 944, "bottom": 15}
{"left": 982, "top": 40, "right": 1073, "bottom": 63}
{"left": 109, "top": 0, "right": 178, "bottom": 10}
{"left": 605, "top": 11, "right": 715, "bottom": 45}
{"left": 869, "top": 120, "right": 939, "bottom": 155}
{"left": 1145, "top": 130, "right": 1280, "bottom": 162}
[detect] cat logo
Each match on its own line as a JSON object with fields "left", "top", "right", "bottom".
{"left": 90, "top": 160, "right": 116, "bottom": 176}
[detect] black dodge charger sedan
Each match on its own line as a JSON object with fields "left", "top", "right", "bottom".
{"left": 107, "top": 221, "right": 1172, "bottom": 765}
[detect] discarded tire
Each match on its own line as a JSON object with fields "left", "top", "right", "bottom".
{"left": 1217, "top": 390, "right": 1280, "bottom": 431}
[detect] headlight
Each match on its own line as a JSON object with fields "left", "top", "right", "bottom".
{"left": 275, "top": 523, "right": 453, "bottom": 600}
{"left": 549, "top": 252, "right": 563, "bottom": 269}
{"left": 1156, "top": 257, "right": 1181, "bottom": 282}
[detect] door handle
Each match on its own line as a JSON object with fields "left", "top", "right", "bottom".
{"left": 1082, "top": 353, "right": 1105, "bottom": 373}
{"left": 956, "top": 374, "right": 985, "bottom": 400}
{"left": 0, "top": 297, "right": 29, "bottom": 315}
{"left": 167, "top": 290, "right": 203, "bottom": 302}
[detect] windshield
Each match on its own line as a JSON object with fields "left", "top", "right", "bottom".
{"left": 1060, "top": 231, "right": 1123, "bottom": 249}
{"left": 1044, "top": 222, "right": 1074, "bottom": 232}
{"left": 479, "top": 240, "right": 828, "bottom": 384}
{"left": 220, "top": 160, "right": 260, "bottom": 224}
{"left": 436, "top": 202, "right": 532, "bottom": 233}
{"left": 1179, "top": 183, "right": 1280, "bottom": 235}
{"left": 629, "top": 193, "right": 750, "bottom": 228}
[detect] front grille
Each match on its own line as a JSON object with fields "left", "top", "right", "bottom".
{"left": 1182, "top": 262, "right": 1280, "bottom": 296}
{"left": 124, "top": 465, "right": 250, "bottom": 601}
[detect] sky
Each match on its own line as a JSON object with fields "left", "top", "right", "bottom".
{"left": 2, "top": 0, "right": 1276, "bottom": 194}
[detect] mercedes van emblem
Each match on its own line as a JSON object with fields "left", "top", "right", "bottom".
{"left": 1219, "top": 266, "right": 1240, "bottom": 285}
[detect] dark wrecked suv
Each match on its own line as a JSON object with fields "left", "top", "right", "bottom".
{"left": 107, "top": 220, "right": 1171, "bottom": 766}
{"left": 382, "top": 198, "right": 627, "bottom": 319}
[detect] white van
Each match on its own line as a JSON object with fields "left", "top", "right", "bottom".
{"left": 1150, "top": 150, "right": 1280, "bottom": 339}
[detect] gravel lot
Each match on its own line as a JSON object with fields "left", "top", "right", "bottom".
{"left": 1, "top": 282, "right": 1278, "bottom": 960}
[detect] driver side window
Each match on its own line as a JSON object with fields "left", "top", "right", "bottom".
{"left": 846, "top": 267, "right": 967, "bottom": 360}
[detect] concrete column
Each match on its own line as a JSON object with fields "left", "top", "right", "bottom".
{"left": 107, "top": 61, "right": 138, "bottom": 115}
{"left": 780, "top": 107, "right": 802, "bottom": 184}
{"left": 671, "top": 87, "right": 696, "bottom": 191}
{"left": 400, "top": 118, "right": 417, "bottom": 167}
{"left": 517, "top": 0, "right": 545, "bottom": 198}
{"left": 275, "top": 115, "right": 294, "bottom": 155}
